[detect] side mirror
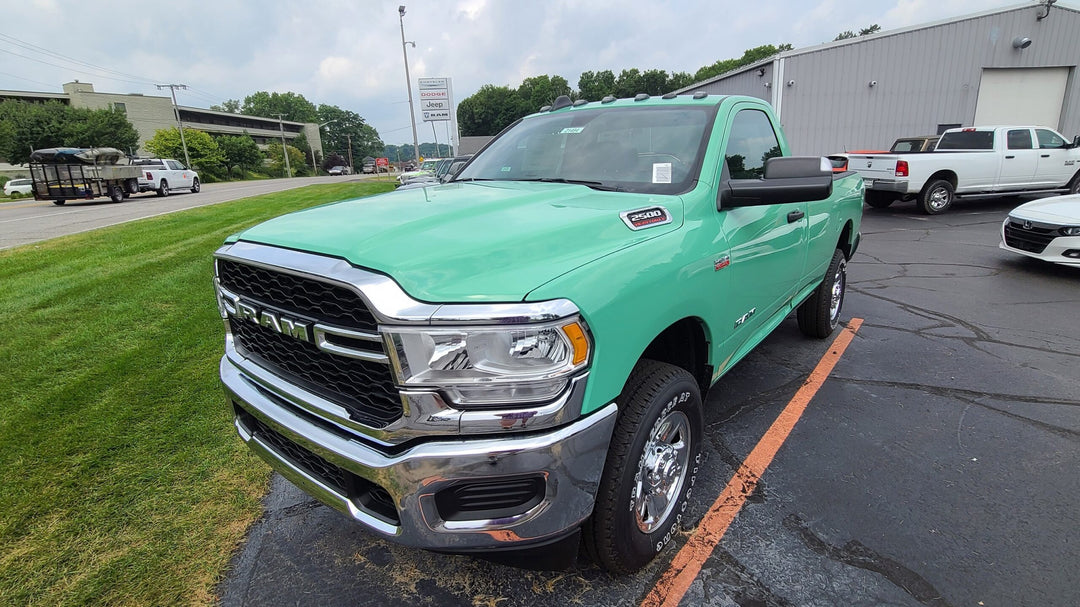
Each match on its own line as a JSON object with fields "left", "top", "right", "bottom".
{"left": 1072, "top": 135, "right": 1080, "bottom": 149}
{"left": 718, "top": 156, "right": 833, "bottom": 209}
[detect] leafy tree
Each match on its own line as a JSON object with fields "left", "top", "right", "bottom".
{"left": 457, "top": 84, "right": 527, "bottom": 137}
{"left": 210, "top": 99, "right": 241, "bottom": 113}
{"left": 266, "top": 144, "right": 308, "bottom": 177}
{"left": 0, "top": 100, "right": 139, "bottom": 164}
{"left": 317, "top": 104, "right": 384, "bottom": 168}
{"left": 835, "top": 24, "right": 880, "bottom": 40}
{"left": 322, "top": 153, "right": 347, "bottom": 171}
{"left": 145, "top": 128, "right": 225, "bottom": 177}
{"left": 217, "top": 133, "right": 263, "bottom": 177}
{"left": 577, "top": 70, "right": 616, "bottom": 101}
{"left": 693, "top": 44, "right": 790, "bottom": 82}
{"left": 517, "top": 75, "right": 572, "bottom": 112}
{"left": 241, "top": 91, "right": 318, "bottom": 123}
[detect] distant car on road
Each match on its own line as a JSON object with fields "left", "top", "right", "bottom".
{"left": 1000, "top": 194, "right": 1080, "bottom": 267}
{"left": 4, "top": 178, "right": 32, "bottom": 196}
{"left": 328, "top": 166, "right": 348, "bottom": 176}
{"left": 133, "top": 158, "right": 199, "bottom": 196}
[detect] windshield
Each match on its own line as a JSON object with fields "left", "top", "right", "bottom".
{"left": 454, "top": 105, "right": 716, "bottom": 195}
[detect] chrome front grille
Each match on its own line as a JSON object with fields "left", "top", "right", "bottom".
{"left": 1003, "top": 221, "right": 1056, "bottom": 254}
{"left": 218, "top": 259, "right": 402, "bottom": 428}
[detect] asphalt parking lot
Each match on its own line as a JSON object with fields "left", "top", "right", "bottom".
{"left": 219, "top": 196, "right": 1079, "bottom": 607}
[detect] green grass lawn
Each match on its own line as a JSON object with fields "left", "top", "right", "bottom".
{"left": 0, "top": 182, "right": 395, "bottom": 606}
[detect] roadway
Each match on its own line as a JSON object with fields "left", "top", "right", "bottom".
{"left": 0, "top": 175, "right": 371, "bottom": 250}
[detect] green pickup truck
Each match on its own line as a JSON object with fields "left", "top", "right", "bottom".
{"left": 214, "top": 93, "right": 863, "bottom": 572}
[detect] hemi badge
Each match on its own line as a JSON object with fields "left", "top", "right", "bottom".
{"left": 714, "top": 256, "right": 730, "bottom": 271}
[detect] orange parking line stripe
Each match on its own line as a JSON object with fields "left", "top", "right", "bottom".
{"left": 641, "top": 318, "right": 863, "bottom": 607}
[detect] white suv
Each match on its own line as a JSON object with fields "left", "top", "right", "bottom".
{"left": 133, "top": 159, "right": 200, "bottom": 196}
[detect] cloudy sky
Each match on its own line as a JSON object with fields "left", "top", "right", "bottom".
{"left": 2, "top": 0, "right": 1030, "bottom": 144}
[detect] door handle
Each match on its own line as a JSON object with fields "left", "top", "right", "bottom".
{"left": 1041, "top": 154, "right": 1050, "bottom": 158}
{"left": 1005, "top": 155, "right": 1015, "bottom": 159}
{"left": 787, "top": 210, "right": 805, "bottom": 223}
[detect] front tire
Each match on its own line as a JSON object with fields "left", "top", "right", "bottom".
{"left": 585, "top": 360, "right": 703, "bottom": 574}
{"left": 53, "top": 199, "right": 66, "bottom": 206}
{"left": 108, "top": 184, "right": 124, "bottom": 203}
{"left": 1068, "top": 173, "right": 1080, "bottom": 195}
{"left": 191, "top": 177, "right": 200, "bottom": 193}
{"left": 918, "top": 179, "right": 953, "bottom": 214}
{"left": 864, "top": 190, "right": 894, "bottom": 209}
{"left": 157, "top": 179, "right": 170, "bottom": 197}
{"left": 797, "top": 248, "right": 847, "bottom": 339}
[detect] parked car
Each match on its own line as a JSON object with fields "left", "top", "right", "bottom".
{"left": 133, "top": 158, "right": 199, "bottom": 196}
{"left": 999, "top": 194, "right": 1080, "bottom": 267}
{"left": 851, "top": 126, "right": 1080, "bottom": 214}
{"left": 396, "top": 155, "right": 473, "bottom": 190}
{"left": 4, "top": 178, "right": 33, "bottom": 196}
{"left": 362, "top": 162, "right": 376, "bottom": 174}
{"left": 328, "top": 166, "right": 348, "bottom": 176}
{"left": 397, "top": 158, "right": 442, "bottom": 184}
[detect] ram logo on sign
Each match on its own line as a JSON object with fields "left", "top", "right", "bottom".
{"left": 418, "top": 77, "right": 453, "bottom": 123}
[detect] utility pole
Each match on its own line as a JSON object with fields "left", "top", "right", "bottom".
{"left": 273, "top": 113, "right": 292, "bottom": 178}
{"left": 399, "top": 5, "right": 421, "bottom": 165}
{"left": 345, "top": 133, "right": 354, "bottom": 171}
{"left": 156, "top": 84, "right": 191, "bottom": 168}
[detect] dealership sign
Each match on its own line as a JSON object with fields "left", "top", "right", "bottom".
{"left": 418, "top": 78, "right": 453, "bottom": 123}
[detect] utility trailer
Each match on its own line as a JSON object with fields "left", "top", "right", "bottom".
{"left": 29, "top": 147, "right": 143, "bottom": 206}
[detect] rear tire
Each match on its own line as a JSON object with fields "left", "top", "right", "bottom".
{"left": 53, "top": 199, "right": 66, "bottom": 206}
{"left": 191, "top": 177, "right": 200, "bottom": 193}
{"left": 585, "top": 359, "right": 703, "bottom": 574}
{"left": 108, "top": 185, "right": 124, "bottom": 203}
{"left": 918, "top": 179, "right": 953, "bottom": 214}
{"left": 864, "top": 190, "right": 894, "bottom": 209}
{"left": 797, "top": 248, "right": 847, "bottom": 339}
{"left": 157, "top": 180, "right": 170, "bottom": 197}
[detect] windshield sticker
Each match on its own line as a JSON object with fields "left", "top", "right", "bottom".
{"left": 559, "top": 127, "right": 585, "bottom": 134}
{"left": 652, "top": 163, "right": 672, "bottom": 184}
{"left": 501, "top": 166, "right": 512, "bottom": 172}
{"left": 620, "top": 206, "right": 673, "bottom": 231}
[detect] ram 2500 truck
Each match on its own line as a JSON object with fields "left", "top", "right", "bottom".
{"left": 214, "top": 93, "right": 863, "bottom": 573}
{"left": 853, "top": 126, "right": 1080, "bottom": 214}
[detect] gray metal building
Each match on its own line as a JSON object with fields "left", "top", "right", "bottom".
{"left": 679, "top": 2, "right": 1080, "bottom": 155}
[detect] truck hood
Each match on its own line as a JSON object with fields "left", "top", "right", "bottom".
{"left": 234, "top": 181, "right": 683, "bottom": 302}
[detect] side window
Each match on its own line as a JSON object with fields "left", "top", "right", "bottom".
{"left": 725, "top": 109, "right": 782, "bottom": 180}
{"left": 1036, "top": 129, "right": 1066, "bottom": 149}
{"left": 167, "top": 160, "right": 184, "bottom": 170}
{"left": 1007, "top": 129, "right": 1033, "bottom": 150}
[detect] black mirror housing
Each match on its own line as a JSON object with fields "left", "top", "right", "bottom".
{"left": 719, "top": 156, "right": 833, "bottom": 209}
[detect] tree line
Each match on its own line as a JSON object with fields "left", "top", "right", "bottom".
{"left": 456, "top": 24, "right": 879, "bottom": 138}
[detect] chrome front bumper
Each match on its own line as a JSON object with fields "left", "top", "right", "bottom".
{"left": 222, "top": 355, "right": 618, "bottom": 550}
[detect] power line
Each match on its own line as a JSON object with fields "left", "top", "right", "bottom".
{"left": 0, "top": 33, "right": 159, "bottom": 87}
{"left": 157, "top": 84, "right": 192, "bottom": 168}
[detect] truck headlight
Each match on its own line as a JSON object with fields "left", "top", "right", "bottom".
{"left": 385, "top": 319, "right": 591, "bottom": 407}
{"left": 1060, "top": 226, "right": 1080, "bottom": 236}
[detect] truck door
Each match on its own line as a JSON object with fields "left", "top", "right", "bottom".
{"left": 999, "top": 129, "right": 1038, "bottom": 190}
{"left": 715, "top": 107, "right": 808, "bottom": 339}
{"left": 1034, "top": 128, "right": 1077, "bottom": 188}
{"left": 167, "top": 160, "right": 192, "bottom": 188}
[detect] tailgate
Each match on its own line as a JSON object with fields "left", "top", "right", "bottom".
{"left": 846, "top": 154, "right": 902, "bottom": 181}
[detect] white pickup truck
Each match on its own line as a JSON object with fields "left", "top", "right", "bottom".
{"left": 851, "top": 126, "right": 1080, "bottom": 214}
{"left": 133, "top": 158, "right": 200, "bottom": 197}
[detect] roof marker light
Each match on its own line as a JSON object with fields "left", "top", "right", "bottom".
{"left": 693, "top": 92, "right": 708, "bottom": 100}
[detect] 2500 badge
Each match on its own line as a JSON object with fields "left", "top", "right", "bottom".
{"left": 621, "top": 206, "right": 672, "bottom": 231}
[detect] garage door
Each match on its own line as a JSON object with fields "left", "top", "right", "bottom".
{"left": 973, "top": 67, "right": 1069, "bottom": 129}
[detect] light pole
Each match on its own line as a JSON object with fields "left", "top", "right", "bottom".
{"left": 399, "top": 5, "right": 421, "bottom": 165}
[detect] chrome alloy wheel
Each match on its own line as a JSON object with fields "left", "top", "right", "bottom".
{"left": 829, "top": 258, "right": 847, "bottom": 324}
{"left": 634, "top": 410, "right": 691, "bottom": 533}
{"left": 928, "top": 185, "right": 951, "bottom": 211}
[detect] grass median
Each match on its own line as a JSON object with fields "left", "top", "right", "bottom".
{"left": 0, "top": 181, "right": 395, "bottom": 606}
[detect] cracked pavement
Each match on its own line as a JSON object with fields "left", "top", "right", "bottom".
{"left": 218, "top": 196, "right": 1079, "bottom": 606}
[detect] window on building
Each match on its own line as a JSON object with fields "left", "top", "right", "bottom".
{"left": 112, "top": 102, "right": 126, "bottom": 114}
{"left": 724, "top": 109, "right": 782, "bottom": 180}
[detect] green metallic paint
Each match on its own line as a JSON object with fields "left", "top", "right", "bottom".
{"left": 231, "top": 94, "right": 864, "bottom": 417}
